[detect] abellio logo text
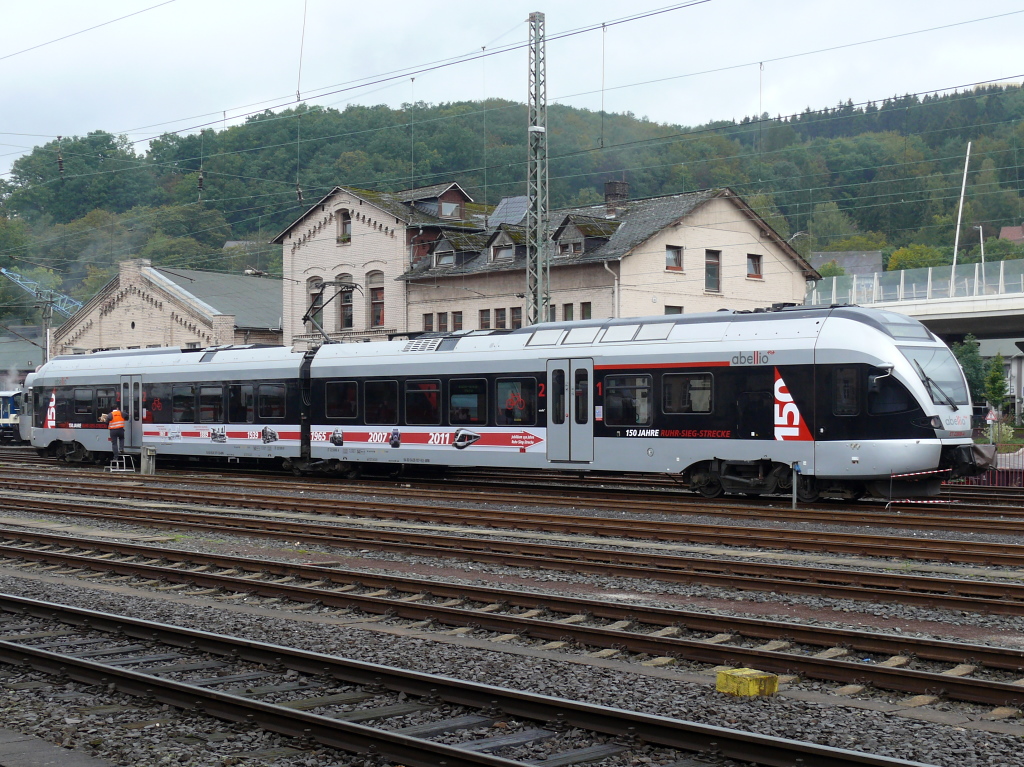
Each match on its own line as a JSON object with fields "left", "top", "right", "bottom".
{"left": 731, "top": 350, "right": 774, "bottom": 365}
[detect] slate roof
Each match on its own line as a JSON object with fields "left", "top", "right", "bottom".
{"left": 402, "top": 189, "right": 720, "bottom": 281}
{"left": 393, "top": 182, "right": 472, "bottom": 202}
{"left": 809, "top": 251, "right": 883, "bottom": 276}
{"left": 554, "top": 214, "right": 621, "bottom": 239}
{"left": 439, "top": 231, "right": 490, "bottom": 251}
{"left": 147, "top": 267, "right": 283, "bottom": 329}
{"left": 271, "top": 185, "right": 485, "bottom": 244}
{"left": 401, "top": 188, "right": 817, "bottom": 282}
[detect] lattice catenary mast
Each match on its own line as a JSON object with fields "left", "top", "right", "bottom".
{"left": 525, "top": 11, "right": 550, "bottom": 325}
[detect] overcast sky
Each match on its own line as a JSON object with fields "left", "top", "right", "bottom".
{"left": 2, "top": 0, "right": 1023, "bottom": 177}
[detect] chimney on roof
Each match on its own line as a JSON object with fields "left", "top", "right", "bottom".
{"left": 604, "top": 180, "right": 629, "bottom": 218}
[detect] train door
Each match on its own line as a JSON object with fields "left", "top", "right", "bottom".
{"left": 119, "top": 375, "right": 143, "bottom": 450}
{"left": 546, "top": 358, "right": 594, "bottom": 462}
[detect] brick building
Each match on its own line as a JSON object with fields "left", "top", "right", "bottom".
{"left": 53, "top": 259, "right": 283, "bottom": 355}
{"left": 274, "top": 182, "right": 818, "bottom": 347}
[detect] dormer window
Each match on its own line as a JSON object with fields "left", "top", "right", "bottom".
{"left": 439, "top": 201, "right": 461, "bottom": 219}
{"left": 493, "top": 245, "right": 514, "bottom": 260}
{"left": 337, "top": 210, "right": 352, "bottom": 244}
{"left": 559, "top": 241, "right": 583, "bottom": 255}
{"left": 435, "top": 247, "right": 455, "bottom": 266}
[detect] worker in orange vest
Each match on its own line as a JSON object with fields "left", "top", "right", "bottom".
{"left": 100, "top": 408, "right": 126, "bottom": 457}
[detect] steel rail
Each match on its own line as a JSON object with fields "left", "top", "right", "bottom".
{"left": 0, "top": 595, "right": 935, "bottom": 767}
{"left": 3, "top": 531, "right": 1024, "bottom": 706}
{"left": 3, "top": 477, "right": 1024, "bottom": 565}
{"left": 3, "top": 492, "right": 1024, "bottom": 620}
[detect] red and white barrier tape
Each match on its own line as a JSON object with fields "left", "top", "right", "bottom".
{"left": 889, "top": 468, "right": 952, "bottom": 479}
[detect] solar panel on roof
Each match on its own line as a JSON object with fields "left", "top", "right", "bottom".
{"left": 489, "top": 196, "right": 529, "bottom": 226}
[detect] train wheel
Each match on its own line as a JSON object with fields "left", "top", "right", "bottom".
{"left": 696, "top": 473, "right": 724, "bottom": 498}
{"left": 796, "top": 476, "right": 820, "bottom": 503}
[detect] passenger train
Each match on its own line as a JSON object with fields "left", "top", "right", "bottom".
{"left": 22, "top": 305, "right": 995, "bottom": 500}
{"left": 0, "top": 390, "right": 24, "bottom": 444}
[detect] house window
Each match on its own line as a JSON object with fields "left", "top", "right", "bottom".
{"left": 453, "top": 311, "right": 463, "bottom": 331}
{"left": 423, "top": 314, "right": 433, "bottom": 332}
{"left": 705, "top": 250, "right": 721, "bottom": 292}
{"left": 438, "top": 312, "right": 448, "bottom": 332}
{"left": 439, "top": 201, "right": 461, "bottom": 219}
{"left": 337, "top": 274, "right": 353, "bottom": 329}
{"left": 563, "top": 303, "right": 574, "bottom": 322}
{"left": 185, "top": 342, "right": 200, "bottom": 350}
{"left": 435, "top": 247, "right": 454, "bottom": 266}
{"left": 747, "top": 253, "right": 763, "bottom": 278}
{"left": 479, "top": 309, "right": 491, "bottom": 329}
{"left": 337, "top": 210, "right": 352, "bottom": 244}
{"left": 495, "top": 308, "right": 507, "bottom": 329}
{"left": 581, "top": 302, "right": 592, "bottom": 320}
{"left": 573, "top": 241, "right": 583, "bottom": 254}
{"left": 559, "top": 242, "right": 570, "bottom": 255}
{"left": 367, "top": 271, "right": 385, "bottom": 327}
{"left": 493, "top": 245, "right": 513, "bottom": 260}
{"left": 510, "top": 307, "right": 522, "bottom": 329}
{"left": 664, "top": 305, "right": 683, "bottom": 315}
{"left": 666, "top": 245, "right": 683, "bottom": 271}
{"left": 307, "top": 277, "right": 323, "bottom": 332}
{"left": 548, "top": 305, "right": 556, "bottom": 322}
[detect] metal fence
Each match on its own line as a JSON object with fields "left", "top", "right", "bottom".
{"left": 944, "top": 443, "right": 1024, "bottom": 487}
{"left": 806, "top": 259, "right": 1024, "bottom": 306}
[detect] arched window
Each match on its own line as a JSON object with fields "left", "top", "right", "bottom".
{"left": 306, "top": 277, "right": 323, "bottom": 333}
{"left": 337, "top": 210, "right": 352, "bottom": 244}
{"left": 366, "top": 271, "right": 385, "bottom": 328}
{"left": 336, "top": 273, "right": 354, "bottom": 330}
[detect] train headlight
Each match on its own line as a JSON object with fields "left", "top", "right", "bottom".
{"left": 912, "top": 416, "right": 943, "bottom": 429}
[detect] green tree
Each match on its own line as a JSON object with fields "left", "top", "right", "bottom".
{"left": 823, "top": 232, "right": 888, "bottom": 252}
{"left": 886, "top": 243, "right": 948, "bottom": 271}
{"left": 983, "top": 352, "right": 1010, "bottom": 411}
{"left": 808, "top": 201, "right": 857, "bottom": 251}
{"left": 951, "top": 334, "right": 985, "bottom": 403}
{"left": 816, "top": 260, "right": 845, "bottom": 277}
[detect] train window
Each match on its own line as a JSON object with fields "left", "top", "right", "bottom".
{"left": 199, "top": 386, "right": 224, "bottom": 423}
{"left": 96, "top": 388, "right": 116, "bottom": 414}
{"left": 574, "top": 369, "right": 590, "bottom": 424}
{"left": 868, "top": 378, "right": 913, "bottom": 415}
{"left": 258, "top": 384, "right": 287, "bottom": 419}
{"left": 663, "top": 373, "right": 713, "bottom": 414}
{"left": 602, "top": 325, "right": 639, "bottom": 343}
{"left": 449, "top": 379, "right": 486, "bottom": 425}
{"left": 325, "top": 381, "right": 358, "bottom": 419}
{"left": 551, "top": 370, "right": 566, "bottom": 425}
{"left": 527, "top": 329, "right": 565, "bottom": 346}
{"left": 605, "top": 375, "right": 652, "bottom": 425}
{"left": 405, "top": 380, "right": 441, "bottom": 425}
{"left": 228, "top": 385, "right": 254, "bottom": 423}
{"left": 636, "top": 324, "right": 673, "bottom": 341}
{"left": 73, "top": 389, "right": 93, "bottom": 415}
{"left": 833, "top": 367, "right": 859, "bottom": 416}
{"left": 496, "top": 378, "right": 537, "bottom": 426}
{"left": 172, "top": 385, "right": 196, "bottom": 423}
{"left": 564, "top": 327, "right": 600, "bottom": 344}
{"left": 365, "top": 380, "right": 398, "bottom": 425}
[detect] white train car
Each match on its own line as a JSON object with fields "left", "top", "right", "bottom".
{"left": 26, "top": 306, "right": 994, "bottom": 498}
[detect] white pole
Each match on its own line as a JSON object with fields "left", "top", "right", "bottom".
{"left": 951, "top": 142, "right": 971, "bottom": 276}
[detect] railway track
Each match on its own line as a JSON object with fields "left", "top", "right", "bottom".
{"left": 1, "top": 467, "right": 1023, "bottom": 543}
{"left": 0, "top": 593, "right": 937, "bottom": 767}
{"left": 4, "top": 488, "right": 1024, "bottom": 616}
{"left": 3, "top": 527, "right": 1024, "bottom": 709}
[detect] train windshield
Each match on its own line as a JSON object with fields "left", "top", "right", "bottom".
{"left": 899, "top": 346, "right": 970, "bottom": 406}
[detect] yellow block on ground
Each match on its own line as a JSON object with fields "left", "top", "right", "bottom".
{"left": 716, "top": 667, "right": 779, "bottom": 697}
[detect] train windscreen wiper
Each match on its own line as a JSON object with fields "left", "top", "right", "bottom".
{"left": 913, "top": 359, "right": 958, "bottom": 408}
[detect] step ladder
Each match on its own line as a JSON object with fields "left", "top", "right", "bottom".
{"left": 106, "top": 455, "right": 136, "bottom": 473}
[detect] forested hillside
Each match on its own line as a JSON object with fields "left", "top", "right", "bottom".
{"left": 1, "top": 83, "right": 1023, "bottom": 323}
